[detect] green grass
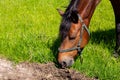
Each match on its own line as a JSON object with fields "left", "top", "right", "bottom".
{"left": 0, "top": 0, "right": 120, "bottom": 80}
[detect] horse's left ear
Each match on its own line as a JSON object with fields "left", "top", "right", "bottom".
{"left": 70, "top": 11, "right": 78, "bottom": 23}
{"left": 57, "top": 9, "right": 64, "bottom": 16}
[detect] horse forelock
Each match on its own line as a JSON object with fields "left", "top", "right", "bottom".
{"left": 59, "top": 0, "right": 80, "bottom": 41}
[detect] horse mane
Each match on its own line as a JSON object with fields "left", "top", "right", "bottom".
{"left": 59, "top": 0, "right": 80, "bottom": 41}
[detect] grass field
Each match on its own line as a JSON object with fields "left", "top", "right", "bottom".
{"left": 0, "top": 0, "right": 120, "bottom": 80}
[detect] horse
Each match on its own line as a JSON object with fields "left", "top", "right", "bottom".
{"left": 57, "top": 0, "right": 120, "bottom": 68}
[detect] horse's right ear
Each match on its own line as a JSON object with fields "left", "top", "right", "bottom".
{"left": 57, "top": 9, "right": 64, "bottom": 16}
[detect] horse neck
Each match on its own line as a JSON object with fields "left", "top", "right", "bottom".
{"left": 77, "top": 0, "right": 101, "bottom": 26}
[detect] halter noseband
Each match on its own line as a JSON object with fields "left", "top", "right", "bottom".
{"left": 58, "top": 14, "right": 90, "bottom": 55}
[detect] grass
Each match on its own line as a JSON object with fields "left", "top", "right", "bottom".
{"left": 0, "top": 0, "right": 120, "bottom": 80}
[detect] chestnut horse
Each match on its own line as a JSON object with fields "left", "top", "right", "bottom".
{"left": 57, "top": 0, "right": 120, "bottom": 68}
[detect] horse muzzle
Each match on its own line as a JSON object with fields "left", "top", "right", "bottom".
{"left": 58, "top": 56, "right": 74, "bottom": 68}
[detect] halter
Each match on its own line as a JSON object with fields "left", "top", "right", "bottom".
{"left": 58, "top": 14, "right": 90, "bottom": 55}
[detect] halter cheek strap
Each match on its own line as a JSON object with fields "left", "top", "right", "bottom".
{"left": 58, "top": 14, "right": 90, "bottom": 55}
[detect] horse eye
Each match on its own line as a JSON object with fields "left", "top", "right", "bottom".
{"left": 68, "top": 31, "right": 77, "bottom": 40}
{"left": 69, "top": 36, "right": 76, "bottom": 40}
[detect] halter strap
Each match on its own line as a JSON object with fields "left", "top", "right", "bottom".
{"left": 78, "top": 14, "right": 90, "bottom": 36}
{"left": 58, "top": 14, "right": 90, "bottom": 55}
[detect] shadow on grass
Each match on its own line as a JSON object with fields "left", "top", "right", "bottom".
{"left": 50, "top": 37, "right": 61, "bottom": 67}
{"left": 90, "top": 28, "right": 116, "bottom": 49}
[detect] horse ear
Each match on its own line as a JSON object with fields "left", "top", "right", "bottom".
{"left": 57, "top": 9, "right": 64, "bottom": 16}
{"left": 70, "top": 11, "right": 78, "bottom": 23}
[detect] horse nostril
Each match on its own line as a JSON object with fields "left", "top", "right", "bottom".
{"left": 61, "top": 61, "right": 67, "bottom": 68}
